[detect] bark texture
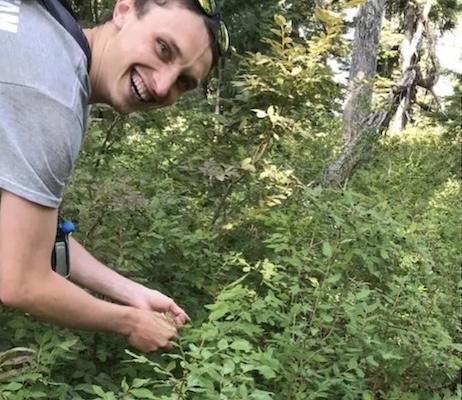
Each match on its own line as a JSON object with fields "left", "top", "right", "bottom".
{"left": 324, "top": 0, "right": 386, "bottom": 186}
{"left": 342, "top": 0, "right": 387, "bottom": 143}
{"left": 390, "top": 0, "right": 433, "bottom": 134}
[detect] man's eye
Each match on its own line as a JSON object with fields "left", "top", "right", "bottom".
{"left": 158, "top": 41, "right": 171, "bottom": 59}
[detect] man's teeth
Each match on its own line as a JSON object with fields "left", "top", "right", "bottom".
{"left": 131, "top": 71, "right": 153, "bottom": 103}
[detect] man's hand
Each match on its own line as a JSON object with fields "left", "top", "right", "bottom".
{"left": 127, "top": 310, "right": 178, "bottom": 352}
{"left": 128, "top": 288, "right": 191, "bottom": 327}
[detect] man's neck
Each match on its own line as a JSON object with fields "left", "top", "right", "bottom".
{"left": 83, "top": 23, "right": 114, "bottom": 105}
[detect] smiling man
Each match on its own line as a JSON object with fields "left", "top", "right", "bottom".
{"left": 87, "top": 0, "right": 217, "bottom": 112}
{"left": 0, "top": 0, "right": 229, "bottom": 353}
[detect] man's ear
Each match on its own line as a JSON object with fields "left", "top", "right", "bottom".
{"left": 113, "top": 0, "right": 134, "bottom": 29}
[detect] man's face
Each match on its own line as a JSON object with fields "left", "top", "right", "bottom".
{"left": 100, "top": 0, "right": 213, "bottom": 113}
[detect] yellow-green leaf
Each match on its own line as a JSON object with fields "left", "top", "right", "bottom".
{"left": 274, "top": 14, "right": 287, "bottom": 27}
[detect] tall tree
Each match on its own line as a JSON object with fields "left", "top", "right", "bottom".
{"left": 324, "top": 0, "right": 387, "bottom": 185}
{"left": 342, "top": 0, "right": 387, "bottom": 143}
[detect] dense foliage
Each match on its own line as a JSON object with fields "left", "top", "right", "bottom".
{"left": 1, "top": 1, "right": 461, "bottom": 399}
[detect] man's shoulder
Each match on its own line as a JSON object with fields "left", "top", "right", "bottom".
{"left": 0, "top": 0, "right": 90, "bottom": 111}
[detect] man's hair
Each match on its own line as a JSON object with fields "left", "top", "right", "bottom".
{"left": 133, "top": 0, "right": 220, "bottom": 69}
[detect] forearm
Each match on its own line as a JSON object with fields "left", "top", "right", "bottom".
{"left": 69, "top": 237, "right": 143, "bottom": 305}
{"left": 7, "top": 268, "right": 136, "bottom": 336}
{"left": 68, "top": 238, "right": 191, "bottom": 326}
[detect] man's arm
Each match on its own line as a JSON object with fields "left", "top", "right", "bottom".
{"left": 0, "top": 191, "right": 176, "bottom": 352}
{"left": 68, "top": 238, "right": 190, "bottom": 326}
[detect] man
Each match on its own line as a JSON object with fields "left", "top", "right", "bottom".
{"left": 0, "top": 0, "right": 229, "bottom": 353}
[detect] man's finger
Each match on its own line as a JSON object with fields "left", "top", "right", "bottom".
{"left": 170, "top": 303, "right": 191, "bottom": 322}
{"left": 174, "top": 315, "right": 185, "bottom": 326}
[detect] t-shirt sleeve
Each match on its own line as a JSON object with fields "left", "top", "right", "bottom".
{"left": 0, "top": 83, "right": 84, "bottom": 208}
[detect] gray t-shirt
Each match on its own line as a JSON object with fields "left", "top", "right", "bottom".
{"left": 0, "top": 0, "right": 90, "bottom": 208}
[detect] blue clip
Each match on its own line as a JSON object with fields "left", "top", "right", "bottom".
{"left": 60, "top": 220, "right": 75, "bottom": 235}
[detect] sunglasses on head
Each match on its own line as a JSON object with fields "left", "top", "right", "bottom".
{"left": 195, "top": 0, "right": 230, "bottom": 57}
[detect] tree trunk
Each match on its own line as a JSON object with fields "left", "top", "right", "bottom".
{"left": 390, "top": 0, "right": 432, "bottom": 134}
{"left": 342, "top": 0, "right": 387, "bottom": 143}
{"left": 324, "top": 0, "right": 386, "bottom": 185}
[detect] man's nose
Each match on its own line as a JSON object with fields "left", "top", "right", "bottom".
{"left": 154, "top": 68, "right": 179, "bottom": 99}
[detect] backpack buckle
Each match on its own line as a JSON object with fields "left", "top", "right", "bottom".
{"left": 51, "top": 219, "right": 75, "bottom": 278}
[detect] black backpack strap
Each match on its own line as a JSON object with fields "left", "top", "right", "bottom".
{"left": 39, "top": 0, "right": 91, "bottom": 72}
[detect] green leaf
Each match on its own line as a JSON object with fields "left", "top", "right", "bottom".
{"left": 257, "top": 365, "right": 276, "bottom": 379}
{"left": 274, "top": 15, "right": 287, "bottom": 27}
{"left": 131, "top": 388, "right": 157, "bottom": 399}
{"left": 218, "top": 339, "right": 229, "bottom": 350}
{"left": 270, "top": 28, "right": 282, "bottom": 37}
{"left": 322, "top": 241, "right": 333, "bottom": 258}
{"left": 230, "top": 340, "right": 252, "bottom": 352}
{"left": 450, "top": 343, "right": 462, "bottom": 352}
{"left": 347, "top": 358, "right": 358, "bottom": 369}
{"left": 380, "top": 248, "right": 389, "bottom": 259}
{"left": 2, "top": 382, "right": 22, "bottom": 391}
{"left": 165, "top": 361, "right": 176, "bottom": 372}
{"left": 362, "top": 392, "right": 374, "bottom": 400}
{"left": 355, "top": 367, "right": 365, "bottom": 378}
{"left": 241, "top": 158, "right": 256, "bottom": 172}
{"left": 366, "top": 355, "right": 379, "bottom": 367}
{"left": 251, "top": 389, "right": 274, "bottom": 400}
{"left": 325, "top": 273, "right": 342, "bottom": 284}
{"left": 201, "top": 327, "right": 219, "bottom": 341}
{"left": 356, "top": 289, "right": 371, "bottom": 300}
{"left": 29, "top": 391, "right": 47, "bottom": 398}
{"left": 132, "top": 378, "right": 151, "bottom": 388}
{"left": 93, "top": 385, "right": 107, "bottom": 397}
{"left": 209, "top": 303, "right": 229, "bottom": 320}
{"left": 381, "top": 352, "right": 403, "bottom": 361}
{"left": 223, "top": 359, "right": 235, "bottom": 375}
{"left": 321, "top": 314, "right": 334, "bottom": 323}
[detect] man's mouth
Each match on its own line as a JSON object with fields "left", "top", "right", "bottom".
{"left": 130, "top": 69, "right": 154, "bottom": 103}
